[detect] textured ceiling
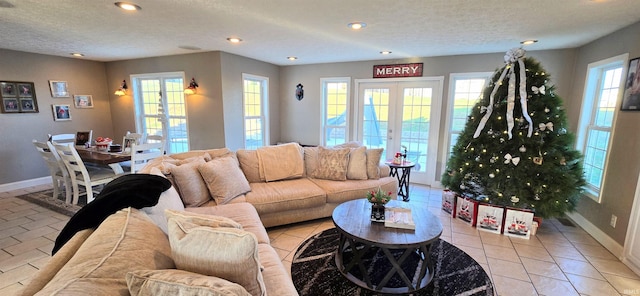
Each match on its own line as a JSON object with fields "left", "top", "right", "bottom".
{"left": 1, "top": 0, "right": 639, "bottom": 65}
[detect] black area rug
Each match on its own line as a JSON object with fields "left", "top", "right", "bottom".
{"left": 15, "top": 189, "right": 83, "bottom": 217}
{"left": 292, "top": 228, "right": 494, "bottom": 296}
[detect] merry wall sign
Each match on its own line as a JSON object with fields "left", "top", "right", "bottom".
{"left": 373, "top": 63, "right": 423, "bottom": 78}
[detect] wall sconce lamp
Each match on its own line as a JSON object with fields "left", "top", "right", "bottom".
{"left": 184, "top": 77, "right": 199, "bottom": 95}
{"left": 114, "top": 80, "right": 128, "bottom": 96}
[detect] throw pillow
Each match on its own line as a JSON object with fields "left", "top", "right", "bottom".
{"left": 167, "top": 218, "right": 266, "bottom": 296}
{"left": 346, "top": 146, "right": 368, "bottom": 180}
{"left": 366, "top": 148, "right": 384, "bottom": 179}
{"left": 140, "top": 168, "right": 186, "bottom": 234}
{"left": 126, "top": 269, "right": 251, "bottom": 296}
{"left": 170, "top": 157, "right": 210, "bottom": 207}
{"left": 164, "top": 209, "right": 242, "bottom": 229}
{"left": 236, "top": 149, "right": 263, "bottom": 183}
{"left": 198, "top": 156, "right": 251, "bottom": 205}
{"left": 303, "top": 146, "right": 319, "bottom": 177}
{"left": 312, "top": 146, "right": 350, "bottom": 181}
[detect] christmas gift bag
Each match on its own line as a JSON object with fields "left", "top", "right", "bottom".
{"left": 441, "top": 190, "right": 456, "bottom": 217}
{"left": 477, "top": 204, "right": 505, "bottom": 234}
{"left": 504, "top": 208, "right": 534, "bottom": 239}
{"left": 456, "top": 196, "right": 479, "bottom": 226}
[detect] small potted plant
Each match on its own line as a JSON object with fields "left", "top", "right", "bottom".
{"left": 367, "top": 187, "right": 392, "bottom": 222}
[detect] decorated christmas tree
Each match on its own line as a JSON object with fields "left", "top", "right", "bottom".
{"left": 442, "top": 48, "right": 585, "bottom": 218}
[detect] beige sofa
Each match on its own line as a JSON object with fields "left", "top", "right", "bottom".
{"left": 20, "top": 142, "right": 397, "bottom": 295}
{"left": 139, "top": 142, "right": 398, "bottom": 227}
{"left": 20, "top": 204, "right": 297, "bottom": 295}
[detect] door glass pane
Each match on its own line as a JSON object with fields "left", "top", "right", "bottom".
{"left": 400, "top": 87, "right": 431, "bottom": 172}
{"left": 362, "top": 88, "right": 389, "bottom": 161}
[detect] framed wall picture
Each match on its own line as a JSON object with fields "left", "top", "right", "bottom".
{"left": 0, "top": 81, "right": 38, "bottom": 113}
{"left": 622, "top": 57, "right": 640, "bottom": 111}
{"left": 49, "top": 80, "right": 70, "bottom": 98}
{"left": 73, "top": 95, "right": 94, "bottom": 108}
{"left": 52, "top": 104, "right": 72, "bottom": 121}
{"left": 2, "top": 99, "right": 20, "bottom": 113}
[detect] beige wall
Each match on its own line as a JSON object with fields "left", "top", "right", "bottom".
{"left": 219, "top": 52, "right": 281, "bottom": 151}
{"left": 567, "top": 21, "right": 640, "bottom": 244}
{"left": 105, "top": 52, "right": 227, "bottom": 150}
{"left": 278, "top": 49, "right": 576, "bottom": 177}
{"left": 0, "top": 49, "right": 111, "bottom": 183}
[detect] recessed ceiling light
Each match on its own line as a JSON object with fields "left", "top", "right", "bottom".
{"left": 348, "top": 22, "right": 366, "bottom": 30}
{"left": 287, "top": 56, "right": 298, "bottom": 61}
{"left": 114, "top": 2, "right": 141, "bottom": 11}
{"left": 380, "top": 51, "right": 392, "bottom": 55}
{"left": 70, "top": 53, "right": 84, "bottom": 57}
{"left": 227, "top": 37, "right": 243, "bottom": 43}
{"left": 520, "top": 39, "right": 538, "bottom": 45}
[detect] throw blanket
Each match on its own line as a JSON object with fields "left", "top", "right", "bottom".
{"left": 51, "top": 174, "right": 171, "bottom": 255}
{"left": 256, "top": 143, "right": 304, "bottom": 182}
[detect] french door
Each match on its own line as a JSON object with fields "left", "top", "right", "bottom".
{"left": 355, "top": 78, "right": 443, "bottom": 185}
{"left": 132, "top": 72, "right": 189, "bottom": 154}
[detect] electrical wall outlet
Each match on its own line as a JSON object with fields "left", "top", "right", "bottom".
{"left": 610, "top": 215, "right": 617, "bottom": 228}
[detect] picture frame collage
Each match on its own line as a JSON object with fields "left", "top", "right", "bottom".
{"left": 0, "top": 81, "right": 38, "bottom": 113}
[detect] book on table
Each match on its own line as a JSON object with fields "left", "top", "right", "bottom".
{"left": 384, "top": 207, "right": 415, "bottom": 230}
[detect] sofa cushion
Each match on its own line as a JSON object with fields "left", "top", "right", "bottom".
{"left": 170, "top": 157, "right": 210, "bottom": 207}
{"left": 245, "top": 178, "right": 327, "bottom": 214}
{"left": 310, "top": 177, "right": 398, "bottom": 204}
{"left": 312, "top": 146, "right": 350, "bottom": 180}
{"left": 256, "top": 143, "right": 304, "bottom": 182}
{"left": 257, "top": 244, "right": 299, "bottom": 296}
{"left": 167, "top": 218, "right": 266, "bottom": 296}
{"left": 199, "top": 156, "right": 251, "bottom": 205}
{"left": 346, "top": 146, "right": 368, "bottom": 180}
{"left": 366, "top": 148, "right": 384, "bottom": 179}
{"left": 35, "top": 208, "right": 175, "bottom": 295}
{"left": 236, "top": 149, "right": 263, "bottom": 183}
{"left": 184, "top": 203, "right": 270, "bottom": 245}
{"left": 140, "top": 167, "right": 185, "bottom": 234}
{"left": 126, "top": 269, "right": 250, "bottom": 296}
{"left": 165, "top": 209, "right": 242, "bottom": 229}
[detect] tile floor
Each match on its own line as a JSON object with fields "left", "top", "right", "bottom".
{"left": 1, "top": 183, "right": 640, "bottom": 295}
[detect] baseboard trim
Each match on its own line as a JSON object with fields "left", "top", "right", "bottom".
{"left": 565, "top": 211, "right": 624, "bottom": 259}
{"left": 0, "top": 177, "right": 51, "bottom": 193}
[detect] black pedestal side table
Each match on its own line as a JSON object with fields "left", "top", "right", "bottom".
{"left": 386, "top": 161, "right": 415, "bottom": 201}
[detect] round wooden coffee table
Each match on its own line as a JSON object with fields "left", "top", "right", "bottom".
{"left": 332, "top": 199, "right": 443, "bottom": 294}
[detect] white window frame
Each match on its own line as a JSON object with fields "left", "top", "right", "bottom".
{"left": 320, "top": 77, "right": 351, "bottom": 146}
{"left": 130, "top": 71, "right": 189, "bottom": 154}
{"left": 242, "top": 73, "right": 269, "bottom": 149}
{"left": 441, "top": 72, "right": 492, "bottom": 176}
{"left": 576, "top": 53, "right": 628, "bottom": 202}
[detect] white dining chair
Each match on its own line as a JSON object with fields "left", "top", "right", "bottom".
{"left": 32, "top": 140, "right": 72, "bottom": 204}
{"left": 145, "top": 134, "right": 165, "bottom": 155}
{"left": 48, "top": 133, "right": 76, "bottom": 146}
{"left": 52, "top": 143, "right": 119, "bottom": 204}
{"left": 128, "top": 142, "right": 164, "bottom": 173}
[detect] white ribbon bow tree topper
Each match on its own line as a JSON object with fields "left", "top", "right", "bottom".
{"left": 504, "top": 153, "right": 520, "bottom": 166}
{"left": 474, "top": 48, "right": 533, "bottom": 139}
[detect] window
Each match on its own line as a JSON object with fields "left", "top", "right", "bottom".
{"left": 444, "top": 73, "right": 492, "bottom": 158}
{"left": 577, "top": 54, "right": 626, "bottom": 202}
{"left": 243, "top": 74, "right": 269, "bottom": 149}
{"left": 321, "top": 78, "right": 350, "bottom": 146}
{"left": 132, "top": 72, "right": 189, "bottom": 154}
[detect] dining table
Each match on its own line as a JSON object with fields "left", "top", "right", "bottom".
{"left": 75, "top": 146, "right": 131, "bottom": 174}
